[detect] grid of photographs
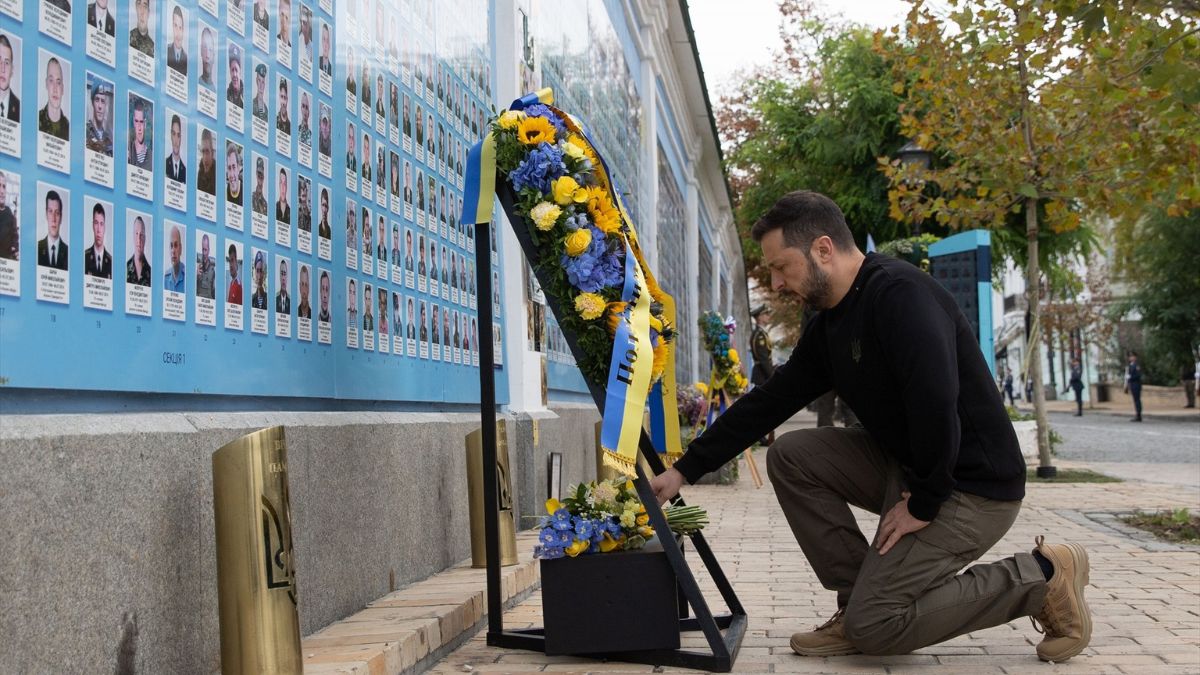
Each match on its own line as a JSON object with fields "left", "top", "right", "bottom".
{"left": 337, "top": 0, "right": 492, "bottom": 370}
{"left": 0, "top": 0, "right": 502, "bottom": 399}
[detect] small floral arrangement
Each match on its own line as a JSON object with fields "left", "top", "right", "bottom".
{"left": 535, "top": 479, "right": 655, "bottom": 559}
{"left": 534, "top": 479, "right": 711, "bottom": 559}
{"left": 699, "top": 311, "right": 749, "bottom": 396}
{"left": 676, "top": 382, "right": 709, "bottom": 429}
{"left": 490, "top": 104, "right": 675, "bottom": 386}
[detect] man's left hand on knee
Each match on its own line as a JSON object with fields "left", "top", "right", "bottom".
{"left": 875, "top": 492, "right": 930, "bottom": 555}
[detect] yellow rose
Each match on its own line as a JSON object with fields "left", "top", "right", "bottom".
{"left": 728, "top": 348, "right": 740, "bottom": 364}
{"left": 695, "top": 382, "right": 709, "bottom": 395}
{"left": 561, "top": 140, "right": 585, "bottom": 161}
{"left": 551, "top": 176, "right": 586, "bottom": 206}
{"left": 567, "top": 134, "right": 592, "bottom": 159}
{"left": 564, "top": 228, "right": 592, "bottom": 257}
{"left": 574, "top": 292, "right": 605, "bottom": 320}
{"left": 530, "top": 202, "right": 562, "bottom": 231}
{"left": 498, "top": 110, "right": 526, "bottom": 130}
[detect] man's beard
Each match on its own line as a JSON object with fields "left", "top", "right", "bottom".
{"left": 798, "top": 251, "right": 833, "bottom": 309}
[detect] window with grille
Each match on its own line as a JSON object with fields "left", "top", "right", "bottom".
{"left": 656, "top": 147, "right": 690, "bottom": 384}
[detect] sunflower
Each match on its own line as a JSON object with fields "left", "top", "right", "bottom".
{"left": 588, "top": 198, "right": 622, "bottom": 234}
{"left": 517, "top": 116, "right": 557, "bottom": 145}
{"left": 651, "top": 341, "right": 669, "bottom": 381}
{"left": 605, "top": 301, "right": 628, "bottom": 336}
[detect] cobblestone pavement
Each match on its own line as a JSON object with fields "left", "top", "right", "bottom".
{"left": 428, "top": 458, "right": 1200, "bottom": 674}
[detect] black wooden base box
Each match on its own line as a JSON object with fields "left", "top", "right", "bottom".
{"left": 540, "top": 539, "right": 681, "bottom": 655}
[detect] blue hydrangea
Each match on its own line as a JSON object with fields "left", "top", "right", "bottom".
{"left": 510, "top": 143, "right": 565, "bottom": 194}
{"left": 561, "top": 228, "right": 624, "bottom": 293}
{"left": 564, "top": 213, "right": 589, "bottom": 231}
{"left": 523, "top": 103, "right": 568, "bottom": 136}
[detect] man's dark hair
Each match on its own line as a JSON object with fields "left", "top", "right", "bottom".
{"left": 750, "top": 190, "right": 856, "bottom": 252}
{"left": 92, "top": 202, "right": 105, "bottom": 220}
{"left": 45, "top": 189, "right": 61, "bottom": 210}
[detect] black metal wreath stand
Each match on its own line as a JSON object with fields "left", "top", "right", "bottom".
{"left": 472, "top": 185, "right": 746, "bottom": 672}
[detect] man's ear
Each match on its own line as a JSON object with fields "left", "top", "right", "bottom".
{"left": 810, "top": 235, "right": 835, "bottom": 263}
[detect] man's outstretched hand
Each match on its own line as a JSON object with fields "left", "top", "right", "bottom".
{"left": 650, "top": 467, "right": 685, "bottom": 505}
{"left": 874, "top": 491, "right": 930, "bottom": 555}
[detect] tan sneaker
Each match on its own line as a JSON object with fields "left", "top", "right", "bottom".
{"left": 1031, "top": 536, "right": 1092, "bottom": 662}
{"left": 789, "top": 608, "right": 860, "bottom": 657}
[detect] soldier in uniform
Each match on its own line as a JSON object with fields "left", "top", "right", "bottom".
{"left": 226, "top": 45, "right": 244, "bottom": 108}
{"left": 38, "top": 57, "right": 69, "bottom": 141}
{"left": 129, "top": 0, "right": 155, "bottom": 57}
{"left": 85, "top": 80, "right": 113, "bottom": 156}
{"left": 251, "top": 157, "right": 268, "bottom": 215}
{"left": 275, "top": 78, "right": 291, "bottom": 134}
{"left": 251, "top": 63, "right": 268, "bottom": 121}
{"left": 750, "top": 305, "right": 775, "bottom": 386}
{"left": 748, "top": 305, "right": 777, "bottom": 444}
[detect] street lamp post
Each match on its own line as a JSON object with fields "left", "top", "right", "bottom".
{"left": 897, "top": 140, "right": 932, "bottom": 235}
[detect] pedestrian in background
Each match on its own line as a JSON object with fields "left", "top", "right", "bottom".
{"left": 1065, "top": 359, "right": 1084, "bottom": 416}
{"left": 1124, "top": 351, "right": 1143, "bottom": 422}
{"left": 1181, "top": 364, "right": 1196, "bottom": 409}
{"left": 1003, "top": 370, "right": 1015, "bottom": 406}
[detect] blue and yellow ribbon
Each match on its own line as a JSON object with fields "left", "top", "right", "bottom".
{"left": 461, "top": 88, "right": 683, "bottom": 473}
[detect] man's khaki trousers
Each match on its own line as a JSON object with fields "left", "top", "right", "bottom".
{"left": 766, "top": 427, "right": 1048, "bottom": 655}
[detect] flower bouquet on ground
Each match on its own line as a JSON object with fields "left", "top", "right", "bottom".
{"left": 534, "top": 478, "right": 708, "bottom": 559}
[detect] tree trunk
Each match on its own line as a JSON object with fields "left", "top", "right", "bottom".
{"left": 1016, "top": 7, "right": 1052, "bottom": 469}
{"left": 1025, "top": 200, "right": 1052, "bottom": 467}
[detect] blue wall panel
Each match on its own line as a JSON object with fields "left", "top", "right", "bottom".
{"left": 0, "top": 0, "right": 509, "bottom": 403}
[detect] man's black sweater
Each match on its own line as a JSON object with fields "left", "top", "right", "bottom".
{"left": 672, "top": 253, "right": 1024, "bottom": 521}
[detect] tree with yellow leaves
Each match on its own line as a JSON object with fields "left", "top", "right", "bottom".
{"left": 877, "top": 0, "right": 1198, "bottom": 470}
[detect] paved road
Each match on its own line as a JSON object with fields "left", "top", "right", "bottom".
{"left": 1049, "top": 411, "right": 1200, "bottom": 488}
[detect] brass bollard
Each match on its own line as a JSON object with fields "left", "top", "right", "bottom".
{"left": 212, "top": 427, "right": 302, "bottom": 675}
{"left": 466, "top": 419, "right": 518, "bottom": 567}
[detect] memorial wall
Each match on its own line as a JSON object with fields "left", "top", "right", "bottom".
{"left": 0, "top": 1, "right": 748, "bottom": 669}
{"left": 0, "top": 0, "right": 509, "bottom": 404}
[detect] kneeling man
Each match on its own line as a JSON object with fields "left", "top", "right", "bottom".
{"left": 652, "top": 191, "right": 1090, "bottom": 662}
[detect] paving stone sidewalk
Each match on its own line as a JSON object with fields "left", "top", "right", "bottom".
{"left": 427, "top": 457, "right": 1200, "bottom": 674}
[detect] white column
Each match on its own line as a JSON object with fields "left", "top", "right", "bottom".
{"left": 711, "top": 246, "right": 722, "bottom": 317}
{"left": 638, "top": 39, "right": 659, "bottom": 269}
{"left": 494, "top": 0, "right": 544, "bottom": 413}
{"left": 685, "top": 169, "right": 700, "bottom": 384}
